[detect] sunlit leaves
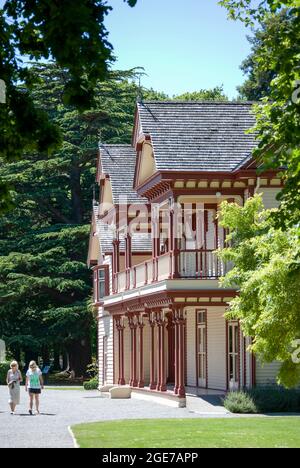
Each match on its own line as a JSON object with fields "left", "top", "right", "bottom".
{"left": 218, "top": 196, "right": 300, "bottom": 387}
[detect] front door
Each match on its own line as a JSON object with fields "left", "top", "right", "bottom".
{"left": 197, "top": 310, "right": 207, "bottom": 388}
{"left": 227, "top": 322, "right": 239, "bottom": 390}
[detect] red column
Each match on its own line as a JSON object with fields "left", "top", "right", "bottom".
{"left": 156, "top": 312, "right": 162, "bottom": 391}
{"left": 115, "top": 316, "right": 126, "bottom": 385}
{"left": 178, "top": 310, "right": 186, "bottom": 397}
{"left": 173, "top": 310, "right": 179, "bottom": 395}
{"left": 133, "top": 323, "right": 138, "bottom": 387}
{"left": 138, "top": 315, "right": 145, "bottom": 388}
{"left": 160, "top": 316, "right": 167, "bottom": 392}
{"left": 128, "top": 315, "right": 138, "bottom": 387}
{"left": 119, "top": 318, "right": 125, "bottom": 385}
{"left": 167, "top": 316, "right": 175, "bottom": 383}
{"left": 149, "top": 313, "right": 156, "bottom": 390}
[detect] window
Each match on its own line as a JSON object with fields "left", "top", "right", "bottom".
{"left": 197, "top": 310, "right": 206, "bottom": 324}
{"left": 196, "top": 310, "right": 207, "bottom": 387}
{"left": 93, "top": 265, "right": 109, "bottom": 304}
{"left": 227, "top": 322, "right": 239, "bottom": 390}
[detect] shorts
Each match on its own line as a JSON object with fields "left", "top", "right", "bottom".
{"left": 28, "top": 388, "right": 41, "bottom": 395}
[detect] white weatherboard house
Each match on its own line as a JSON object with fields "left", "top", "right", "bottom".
{"left": 88, "top": 101, "right": 282, "bottom": 406}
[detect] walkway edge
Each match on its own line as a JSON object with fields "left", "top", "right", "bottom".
{"left": 68, "top": 426, "right": 80, "bottom": 449}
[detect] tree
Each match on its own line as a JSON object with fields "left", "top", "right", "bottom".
{"left": 237, "top": 11, "right": 290, "bottom": 100}
{"left": 217, "top": 195, "right": 300, "bottom": 388}
{"left": 173, "top": 86, "right": 228, "bottom": 101}
{"left": 0, "top": 62, "right": 165, "bottom": 374}
{"left": 220, "top": 0, "right": 300, "bottom": 227}
{"left": 0, "top": 0, "right": 138, "bottom": 212}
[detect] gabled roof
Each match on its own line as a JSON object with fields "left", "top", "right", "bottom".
{"left": 136, "top": 101, "right": 257, "bottom": 172}
{"left": 92, "top": 205, "right": 151, "bottom": 254}
{"left": 99, "top": 144, "right": 147, "bottom": 204}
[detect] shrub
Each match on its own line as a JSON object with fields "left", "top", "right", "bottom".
{"left": 224, "top": 391, "right": 258, "bottom": 414}
{"left": 224, "top": 388, "right": 300, "bottom": 414}
{"left": 248, "top": 387, "right": 300, "bottom": 413}
{"left": 0, "top": 362, "right": 10, "bottom": 385}
{"left": 83, "top": 377, "right": 99, "bottom": 390}
{"left": 86, "top": 361, "right": 98, "bottom": 379}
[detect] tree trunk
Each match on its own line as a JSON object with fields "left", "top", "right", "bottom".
{"left": 53, "top": 350, "right": 61, "bottom": 371}
{"left": 70, "top": 163, "right": 83, "bottom": 224}
{"left": 63, "top": 352, "right": 69, "bottom": 371}
{"left": 41, "top": 346, "right": 50, "bottom": 367}
{"left": 67, "top": 337, "right": 91, "bottom": 378}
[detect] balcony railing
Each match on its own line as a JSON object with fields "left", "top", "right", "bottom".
{"left": 113, "top": 249, "right": 229, "bottom": 294}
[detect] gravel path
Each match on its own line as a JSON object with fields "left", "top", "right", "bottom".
{"left": 0, "top": 386, "right": 201, "bottom": 448}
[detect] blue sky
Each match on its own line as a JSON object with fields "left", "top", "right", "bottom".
{"left": 105, "top": 0, "right": 252, "bottom": 99}
{"left": 0, "top": 0, "right": 252, "bottom": 99}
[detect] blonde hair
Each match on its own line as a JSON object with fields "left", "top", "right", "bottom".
{"left": 29, "top": 360, "right": 37, "bottom": 368}
{"left": 10, "top": 360, "right": 19, "bottom": 369}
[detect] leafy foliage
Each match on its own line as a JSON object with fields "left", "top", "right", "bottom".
{"left": 220, "top": 0, "right": 300, "bottom": 227}
{"left": 237, "top": 11, "right": 290, "bottom": 100}
{"left": 84, "top": 377, "right": 99, "bottom": 390}
{"left": 217, "top": 195, "right": 300, "bottom": 387}
{"left": 224, "top": 388, "right": 300, "bottom": 413}
{"left": 0, "top": 0, "right": 138, "bottom": 211}
{"left": 173, "top": 86, "right": 228, "bottom": 101}
{"left": 223, "top": 391, "right": 258, "bottom": 413}
{"left": 0, "top": 362, "right": 10, "bottom": 385}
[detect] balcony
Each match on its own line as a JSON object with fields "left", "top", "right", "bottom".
{"left": 113, "top": 249, "right": 228, "bottom": 294}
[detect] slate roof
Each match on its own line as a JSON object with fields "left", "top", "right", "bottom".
{"left": 137, "top": 101, "right": 257, "bottom": 172}
{"left": 99, "top": 144, "right": 147, "bottom": 204}
{"left": 94, "top": 206, "right": 152, "bottom": 254}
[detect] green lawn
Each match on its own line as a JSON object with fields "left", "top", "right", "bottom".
{"left": 72, "top": 417, "right": 300, "bottom": 448}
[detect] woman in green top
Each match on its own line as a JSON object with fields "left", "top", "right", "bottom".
{"left": 25, "top": 361, "right": 44, "bottom": 415}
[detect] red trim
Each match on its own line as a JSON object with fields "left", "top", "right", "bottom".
{"left": 156, "top": 312, "right": 162, "bottom": 391}
{"left": 138, "top": 319, "right": 145, "bottom": 388}
{"left": 251, "top": 346, "right": 256, "bottom": 387}
{"left": 243, "top": 336, "right": 247, "bottom": 388}
{"left": 178, "top": 310, "right": 186, "bottom": 397}
{"left": 149, "top": 314, "right": 156, "bottom": 390}
{"left": 159, "top": 317, "right": 167, "bottom": 391}
{"left": 173, "top": 310, "right": 179, "bottom": 395}
{"left": 225, "top": 320, "right": 229, "bottom": 391}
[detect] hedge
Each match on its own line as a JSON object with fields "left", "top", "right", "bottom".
{"left": 0, "top": 362, "right": 10, "bottom": 385}
{"left": 224, "top": 387, "right": 300, "bottom": 414}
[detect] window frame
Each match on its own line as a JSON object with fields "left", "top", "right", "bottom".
{"left": 93, "top": 265, "right": 110, "bottom": 305}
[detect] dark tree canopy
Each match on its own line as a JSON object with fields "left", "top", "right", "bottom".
{"left": 237, "top": 11, "right": 291, "bottom": 100}
{"left": 0, "top": 0, "right": 138, "bottom": 212}
{"left": 0, "top": 63, "right": 164, "bottom": 374}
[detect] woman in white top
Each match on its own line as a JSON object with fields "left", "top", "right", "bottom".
{"left": 25, "top": 361, "right": 44, "bottom": 415}
{"left": 6, "top": 361, "right": 23, "bottom": 415}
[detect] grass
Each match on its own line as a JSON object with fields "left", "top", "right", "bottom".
{"left": 72, "top": 417, "right": 300, "bottom": 448}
